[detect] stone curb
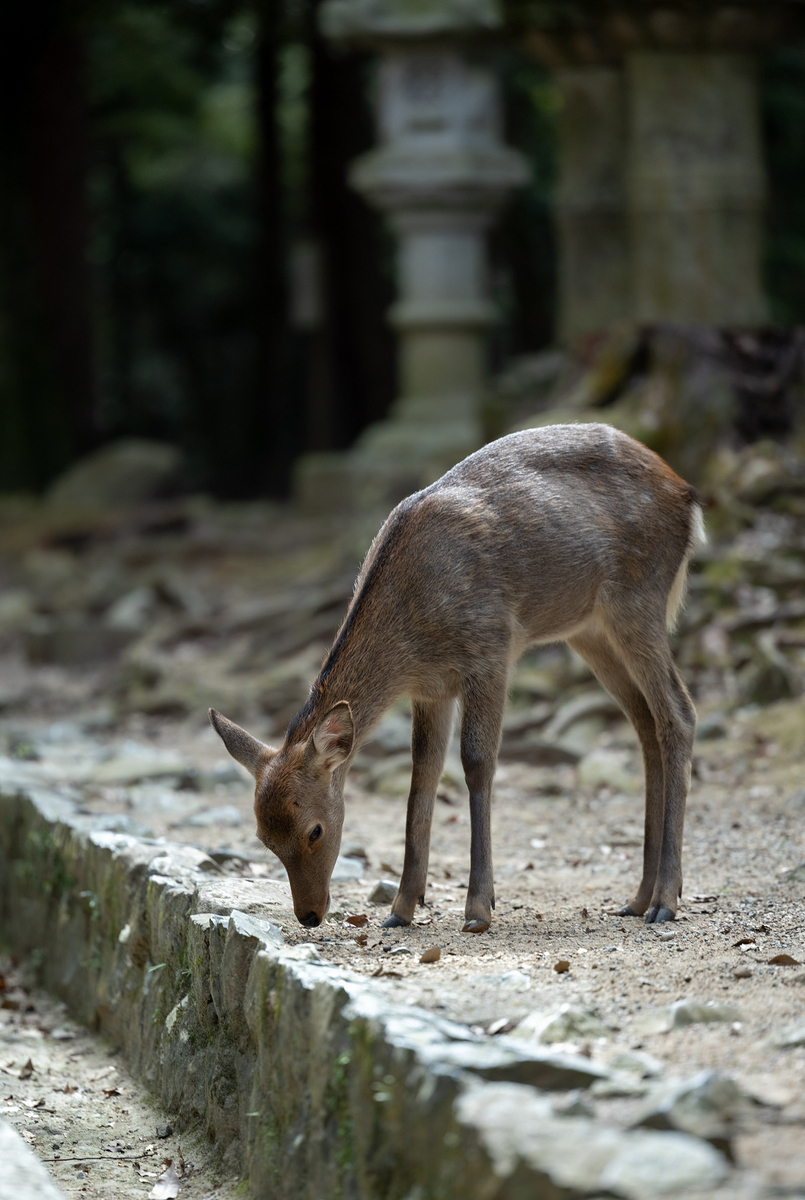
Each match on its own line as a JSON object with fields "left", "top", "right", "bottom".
{"left": 0, "top": 783, "right": 731, "bottom": 1198}
{"left": 0, "top": 1118, "right": 68, "bottom": 1200}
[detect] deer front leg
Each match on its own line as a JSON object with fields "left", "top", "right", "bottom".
{"left": 383, "top": 698, "right": 454, "bottom": 929}
{"left": 459, "top": 680, "right": 505, "bottom": 934}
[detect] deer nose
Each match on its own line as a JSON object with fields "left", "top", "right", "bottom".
{"left": 301, "top": 911, "right": 321, "bottom": 928}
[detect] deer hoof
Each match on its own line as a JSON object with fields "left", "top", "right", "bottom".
{"left": 645, "top": 905, "right": 675, "bottom": 924}
{"left": 618, "top": 904, "right": 641, "bottom": 917}
{"left": 462, "top": 919, "right": 490, "bottom": 934}
{"left": 382, "top": 914, "right": 410, "bottom": 929}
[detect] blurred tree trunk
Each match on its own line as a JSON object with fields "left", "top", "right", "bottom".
{"left": 0, "top": 2, "right": 95, "bottom": 492}
{"left": 307, "top": 2, "right": 395, "bottom": 450}
{"left": 255, "top": 0, "right": 295, "bottom": 495}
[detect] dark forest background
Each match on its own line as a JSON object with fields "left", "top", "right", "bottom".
{"left": 0, "top": 0, "right": 803, "bottom": 499}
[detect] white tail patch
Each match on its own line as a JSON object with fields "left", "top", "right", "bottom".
{"left": 666, "top": 503, "right": 706, "bottom": 632}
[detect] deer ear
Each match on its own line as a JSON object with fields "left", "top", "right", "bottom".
{"left": 311, "top": 702, "right": 355, "bottom": 771}
{"left": 209, "top": 709, "right": 275, "bottom": 780}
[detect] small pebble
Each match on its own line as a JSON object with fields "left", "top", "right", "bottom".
{"left": 733, "top": 965, "right": 753, "bottom": 979}
{"left": 658, "top": 930, "right": 675, "bottom": 942}
{"left": 369, "top": 880, "right": 398, "bottom": 905}
{"left": 420, "top": 945, "right": 441, "bottom": 964}
{"left": 385, "top": 945, "right": 412, "bottom": 956}
{"left": 156, "top": 1123, "right": 172, "bottom": 1138}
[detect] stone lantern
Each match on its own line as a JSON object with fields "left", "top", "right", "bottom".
{"left": 520, "top": 2, "right": 805, "bottom": 341}
{"left": 296, "top": 0, "right": 528, "bottom": 513}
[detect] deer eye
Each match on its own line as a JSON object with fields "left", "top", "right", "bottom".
{"left": 309, "top": 824, "right": 323, "bottom": 844}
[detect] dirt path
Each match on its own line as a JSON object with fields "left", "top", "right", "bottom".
{"left": 0, "top": 959, "right": 241, "bottom": 1200}
{"left": 3, "top": 689, "right": 805, "bottom": 1193}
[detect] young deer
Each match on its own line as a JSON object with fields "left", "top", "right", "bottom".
{"left": 210, "top": 424, "right": 704, "bottom": 933}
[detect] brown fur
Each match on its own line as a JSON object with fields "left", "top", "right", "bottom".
{"left": 211, "top": 424, "right": 704, "bottom": 931}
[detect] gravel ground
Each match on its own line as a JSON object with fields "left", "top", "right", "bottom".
{"left": 2, "top": 691, "right": 804, "bottom": 1194}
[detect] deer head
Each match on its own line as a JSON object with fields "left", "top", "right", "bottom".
{"left": 209, "top": 704, "right": 354, "bottom": 927}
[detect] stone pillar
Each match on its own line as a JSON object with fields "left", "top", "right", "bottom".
{"left": 295, "top": 1, "right": 528, "bottom": 513}
{"left": 519, "top": 4, "right": 794, "bottom": 335}
{"left": 554, "top": 66, "right": 629, "bottom": 343}
{"left": 626, "top": 51, "right": 767, "bottom": 325}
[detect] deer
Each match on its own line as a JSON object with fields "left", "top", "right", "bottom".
{"left": 210, "top": 423, "right": 705, "bottom": 934}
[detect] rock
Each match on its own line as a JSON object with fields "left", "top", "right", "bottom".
{"left": 369, "top": 879, "right": 398, "bottom": 904}
{"left": 631, "top": 1070, "right": 750, "bottom": 1155}
{"left": 458, "top": 1082, "right": 726, "bottom": 1196}
{"left": 425, "top": 1039, "right": 610, "bottom": 1091}
{"left": 498, "top": 734, "right": 579, "bottom": 766}
{"left": 515, "top": 1003, "right": 610, "bottom": 1045}
{"left": 0, "top": 589, "right": 33, "bottom": 635}
{"left": 553, "top": 960, "right": 570, "bottom": 974}
{"left": 732, "top": 964, "right": 753, "bottom": 979}
{"left": 608, "top": 1050, "right": 663, "bottom": 1078}
{"left": 45, "top": 439, "right": 183, "bottom": 510}
{"left": 551, "top": 1090, "right": 596, "bottom": 1118}
{"left": 695, "top": 712, "right": 728, "bottom": 740}
{"left": 0, "top": 1117, "right": 67, "bottom": 1200}
{"left": 590, "top": 1076, "right": 649, "bottom": 1099}
{"left": 542, "top": 689, "right": 622, "bottom": 739}
{"left": 149, "top": 846, "right": 222, "bottom": 877}
{"left": 25, "top": 615, "right": 133, "bottom": 665}
{"left": 89, "top": 751, "right": 188, "bottom": 787}
{"left": 200, "top": 761, "right": 249, "bottom": 788}
{"left": 184, "top": 805, "right": 244, "bottom": 829}
{"left": 104, "top": 587, "right": 159, "bottom": 633}
{"left": 636, "top": 998, "right": 744, "bottom": 1034}
{"left": 599, "top": 1129, "right": 727, "bottom": 1197}
{"left": 765, "top": 1021, "right": 805, "bottom": 1049}
{"left": 475, "top": 970, "right": 531, "bottom": 989}
{"left": 155, "top": 1123, "right": 172, "bottom": 1138}
{"left": 783, "top": 862, "right": 805, "bottom": 882}
{"left": 331, "top": 855, "right": 364, "bottom": 881}
{"left": 420, "top": 945, "right": 441, "bottom": 963}
{"left": 577, "top": 748, "right": 641, "bottom": 794}
{"left": 385, "top": 945, "right": 412, "bottom": 956}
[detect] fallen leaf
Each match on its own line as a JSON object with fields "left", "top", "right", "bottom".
{"left": 19, "top": 1059, "right": 34, "bottom": 1080}
{"left": 354, "top": 933, "right": 368, "bottom": 946}
{"left": 379, "top": 861, "right": 399, "bottom": 876}
{"left": 103, "top": 1087, "right": 122, "bottom": 1097}
{"left": 553, "top": 960, "right": 570, "bottom": 974}
{"left": 149, "top": 1163, "right": 181, "bottom": 1199}
{"left": 419, "top": 945, "right": 441, "bottom": 964}
{"left": 345, "top": 914, "right": 368, "bottom": 927}
{"left": 768, "top": 954, "right": 801, "bottom": 966}
{"left": 733, "top": 937, "right": 758, "bottom": 948}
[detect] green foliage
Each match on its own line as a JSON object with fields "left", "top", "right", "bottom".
{"left": 88, "top": 1, "right": 263, "bottom": 495}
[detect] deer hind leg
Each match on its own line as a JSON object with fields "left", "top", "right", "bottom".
{"left": 569, "top": 631, "right": 665, "bottom": 919}
{"left": 384, "top": 697, "right": 455, "bottom": 929}
{"left": 601, "top": 623, "right": 696, "bottom": 923}
{"left": 459, "top": 673, "right": 507, "bottom": 934}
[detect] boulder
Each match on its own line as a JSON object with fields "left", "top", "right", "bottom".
{"left": 631, "top": 1070, "right": 751, "bottom": 1157}
{"left": 45, "top": 439, "right": 183, "bottom": 510}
